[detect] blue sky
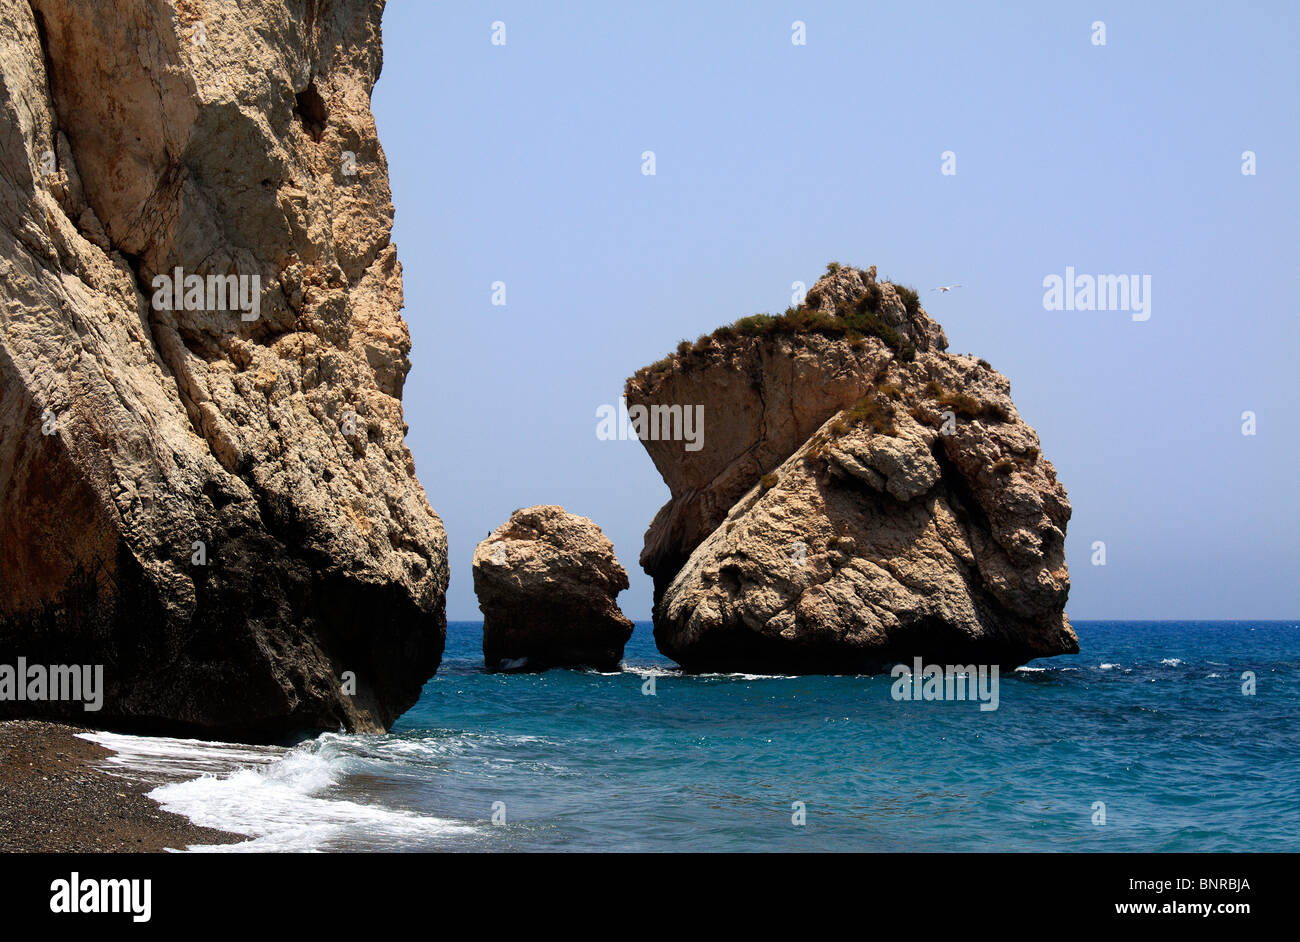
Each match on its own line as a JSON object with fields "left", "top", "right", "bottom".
{"left": 372, "top": 1, "right": 1298, "bottom": 621}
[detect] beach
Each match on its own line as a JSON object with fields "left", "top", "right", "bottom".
{"left": 0, "top": 720, "right": 239, "bottom": 852}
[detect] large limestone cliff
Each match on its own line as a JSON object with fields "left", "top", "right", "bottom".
{"left": 628, "top": 265, "right": 1075, "bottom": 673}
{"left": 0, "top": 0, "right": 447, "bottom": 740}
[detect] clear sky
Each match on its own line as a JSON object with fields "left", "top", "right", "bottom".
{"left": 372, "top": 1, "right": 1298, "bottom": 622}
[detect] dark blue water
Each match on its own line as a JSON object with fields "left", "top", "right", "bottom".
{"left": 370, "top": 620, "right": 1300, "bottom": 851}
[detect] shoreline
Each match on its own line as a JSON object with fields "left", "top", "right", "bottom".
{"left": 0, "top": 719, "right": 243, "bottom": 853}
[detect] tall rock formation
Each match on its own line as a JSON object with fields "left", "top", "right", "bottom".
{"left": 628, "top": 265, "right": 1075, "bottom": 673}
{"left": 0, "top": 0, "right": 447, "bottom": 740}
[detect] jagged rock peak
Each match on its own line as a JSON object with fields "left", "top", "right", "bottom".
{"left": 804, "top": 263, "right": 949, "bottom": 355}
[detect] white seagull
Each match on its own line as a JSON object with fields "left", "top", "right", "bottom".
{"left": 930, "top": 284, "right": 962, "bottom": 293}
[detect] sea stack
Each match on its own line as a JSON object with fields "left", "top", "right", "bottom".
{"left": 0, "top": 0, "right": 447, "bottom": 740}
{"left": 627, "top": 264, "right": 1076, "bottom": 673}
{"left": 473, "top": 506, "right": 635, "bottom": 672}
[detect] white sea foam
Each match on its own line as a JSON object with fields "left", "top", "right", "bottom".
{"left": 1160, "top": 658, "right": 1184, "bottom": 667}
{"left": 618, "top": 665, "right": 680, "bottom": 678}
{"left": 697, "top": 672, "right": 797, "bottom": 681}
{"left": 613, "top": 663, "right": 799, "bottom": 681}
{"left": 80, "top": 730, "right": 477, "bottom": 852}
{"left": 81, "top": 731, "right": 283, "bottom": 782}
{"left": 1098, "top": 663, "right": 1120, "bottom": 670}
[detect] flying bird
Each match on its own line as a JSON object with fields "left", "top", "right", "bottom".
{"left": 930, "top": 284, "right": 961, "bottom": 293}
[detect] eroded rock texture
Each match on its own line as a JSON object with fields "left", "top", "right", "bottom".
{"left": 0, "top": 0, "right": 446, "bottom": 740}
{"left": 473, "top": 506, "right": 634, "bottom": 672}
{"left": 630, "top": 265, "right": 1075, "bottom": 673}
{"left": 626, "top": 265, "right": 948, "bottom": 603}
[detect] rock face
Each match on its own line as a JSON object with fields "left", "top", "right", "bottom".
{"left": 473, "top": 507, "right": 634, "bottom": 671}
{"left": 627, "top": 265, "right": 947, "bottom": 603}
{"left": 629, "top": 265, "right": 1075, "bottom": 673}
{"left": 0, "top": 0, "right": 447, "bottom": 740}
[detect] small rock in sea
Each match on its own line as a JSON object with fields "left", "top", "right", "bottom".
{"left": 473, "top": 506, "right": 635, "bottom": 672}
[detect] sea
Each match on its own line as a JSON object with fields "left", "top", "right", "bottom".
{"left": 83, "top": 620, "right": 1300, "bottom": 852}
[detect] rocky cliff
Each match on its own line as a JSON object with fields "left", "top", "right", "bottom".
{"left": 0, "top": 0, "right": 447, "bottom": 740}
{"left": 628, "top": 265, "right": 1075, "bottom": 673}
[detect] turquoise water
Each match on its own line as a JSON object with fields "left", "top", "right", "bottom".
{"left": 372, "top": 620, "right": 1300, "bottom": 852}
{"left": 122, "top": 620, "right": 1299, "bottom": 851}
